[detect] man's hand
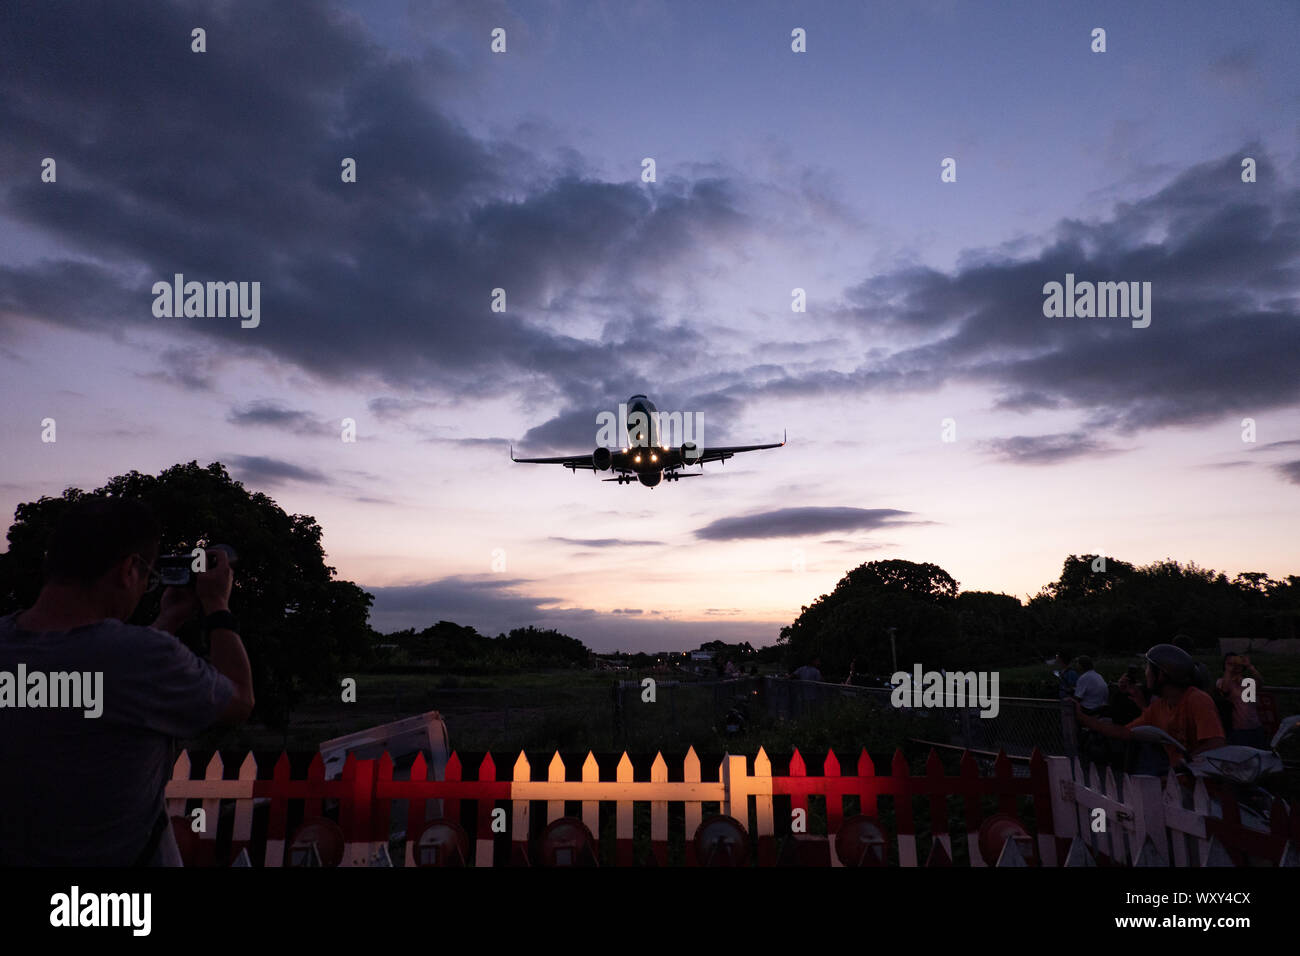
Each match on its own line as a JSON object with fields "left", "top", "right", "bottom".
{"left": 196, "top": 547, "right": 234, "bottom": 613}
{"left": 151, "top": 585, "right": 201, "bottom": 635}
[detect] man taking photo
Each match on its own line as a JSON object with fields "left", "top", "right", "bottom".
{"left": 0, "top": 496, "right": 254, "bottom": 865}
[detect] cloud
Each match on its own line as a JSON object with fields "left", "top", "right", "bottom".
{"left": 226, "top": 454, "right": 331, "bottom": 487}
{"left": 1275, "top": 461, "right": 1300, "bottom": 486}
{"left": 980, "top": 432, "right": 1121, "bottom": 466}
{"left": 137, "top": 347, "right": 218, "bottom": 392}
{"left": 228, "top": 400, "right": 330, "bottom": 434}
{"left": 694, "top": 507, "right": 919, "bottom": 541}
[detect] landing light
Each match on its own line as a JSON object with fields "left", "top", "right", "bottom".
{"left": 651, "top": 454, "right": 658, "bottom": 463}
{"left": 635, "top": 454, "right": 641, "bottom": 463}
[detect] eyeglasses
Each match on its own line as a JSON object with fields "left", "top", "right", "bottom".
{"left": 134, "top": 554, "right": 161, "bottom": 593}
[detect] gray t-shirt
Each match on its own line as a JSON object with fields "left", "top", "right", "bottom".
{"left": 1073, "top": 668, "right": 1109, "bottom": 711}
{"left": 0, "top": 611, "right": 235, "bottom": 865}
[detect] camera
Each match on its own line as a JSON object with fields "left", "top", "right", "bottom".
{"left": 155, "top": 543, "right": 237, "bottom": 587}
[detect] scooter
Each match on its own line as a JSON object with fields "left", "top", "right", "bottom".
{"left": 1134, "top": 715, "right": 1300, "bottom": 839}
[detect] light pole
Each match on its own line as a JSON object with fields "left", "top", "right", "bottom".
{"left": 887, "top": 626, "right": 898, "bottom": 675}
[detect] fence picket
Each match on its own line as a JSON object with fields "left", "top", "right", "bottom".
{"left": 753, "top": 747, "right": 775, "bottom": 866}
{"left": 615, "top": 752, "right": 635, "bottom": 866}
{"left": 684, "top": 747, "right": 702, "bottom": 867}
{"left": 891, "top": 749, "right": 916, "bottom": 867}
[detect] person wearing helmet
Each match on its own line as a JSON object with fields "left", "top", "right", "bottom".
{"left": 1073, "top": 643, "right": 1225, "bottom": 770}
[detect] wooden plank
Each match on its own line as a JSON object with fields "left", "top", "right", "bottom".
{"left": 199, "top": 751, "right": 224, "bottom": 866}
{"left": 615, "top": 752, "right": 634, "bottom": 866}
{"left": 1029, "top": 750, "right": 1059, "bottom": 867}
{"left": 754, "top": 748, "right": 776, "bottom": 866}
{"left": 684, "top": 747, "right": 702, "bottom": 867}
{"left": 509, "top": 779, "right": 725, "bottom": 801}
{"left": 476, "top": 753, "right": 497, "bottom": 867}
{"left": 892, "top": 750, "right": 916, "bottom": 867}
{"left": 1164, "top": 770, "right": 1189, "bottom": 867}
{"left": 512, "top": 751, "right": 531, "bottom": 864}
{"left": 650, "top": 752, "right": 668, "bottom": 866}
{"left": 230, "top": 752, "right": 257, "bottom": 865}
{"left": 546, "top": 751, "right": 566, "bottom": 825}
{"left": 925, "top": 750, "right": 952, "bottom": 866}
{"left": 581, "top": 751, "right": 600, "bottom": 848}
{"left": 264, "top": 751, "right": 291, "bottom": 868}
{"left": 1126, "top": 773, "right": 1166, "bottom": 866}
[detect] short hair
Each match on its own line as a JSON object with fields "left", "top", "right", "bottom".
{"left": 1076, "top": 655, "right": 1093, "bottom": 672}
{"left": 43, "top": 496, "right": 162, "bottom": 586}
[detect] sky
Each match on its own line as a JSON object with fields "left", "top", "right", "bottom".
{"left": 1, "top": 1, "right": 1298, "bottom": 652}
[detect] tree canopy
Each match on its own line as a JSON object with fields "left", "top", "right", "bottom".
{"left": 778, "top": 555, "right": 1300, "bottom": 677}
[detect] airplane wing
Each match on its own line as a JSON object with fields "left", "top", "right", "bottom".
{"left": 664, "top": 431, "right": 786, "bottom": 468}
{"left": 510, "top": 446, "right": 634, "bottom": 473}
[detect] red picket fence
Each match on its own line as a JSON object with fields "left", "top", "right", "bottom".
{"left": 163, "top": 745, "right": 1299, "bottom": 867}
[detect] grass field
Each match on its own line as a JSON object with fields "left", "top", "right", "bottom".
{"left": 197, "top": 653, "right": 1300, "bottom": 757}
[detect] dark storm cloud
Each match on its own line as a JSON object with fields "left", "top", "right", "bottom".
{"left": 737, "top": 149, "right": 1300, "bottom": 443}
{"left": 0, "top": 1, "right": 750, "bottom": 402}
{"left": 980, "top": 433, "right": 1120, "bottom": 466}
{"left": 694, "top": 507, "right": 918, "bottom": 541}
{"left": 226, "top": 454, "right": 330, "bottom": 487}
{"left": 228, "top": 400, "right": 330, "bottom": 434}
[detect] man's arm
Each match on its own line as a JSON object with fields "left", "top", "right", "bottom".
{"left": 196, "top": 550, "right": 254, "bottom": 725}
{"left": 1074, "top": 698, "right": 1138, "bottom": 741}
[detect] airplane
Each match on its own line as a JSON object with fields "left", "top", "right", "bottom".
{"left": 511, "top": 394, "right": 785, "bottom": 488}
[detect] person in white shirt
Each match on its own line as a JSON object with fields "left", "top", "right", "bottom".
{"left": 1071, "top": 656, "right": 1109, "bottom": 713}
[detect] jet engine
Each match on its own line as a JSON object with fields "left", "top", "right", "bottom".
{"left": 680, "top": 441, "right": 701, "bottom": 463}
{"left": 592, "top": 447, "right": 612, "bottom": 471}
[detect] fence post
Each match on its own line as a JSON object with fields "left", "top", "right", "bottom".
{"left": 1060, "top": 698, "right": 1078, "bottom": 759}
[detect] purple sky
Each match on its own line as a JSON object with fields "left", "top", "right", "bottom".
{"left": 2, "top": 1, "right": 1298, "bottom": 651}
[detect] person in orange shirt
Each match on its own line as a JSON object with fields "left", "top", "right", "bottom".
{"left": 1074, "top": 643, "right": 1225, "bottom": 771}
